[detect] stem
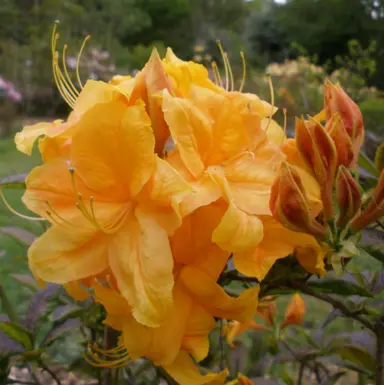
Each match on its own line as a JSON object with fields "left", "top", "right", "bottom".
{"left": 375, "top": 316, "right": 384, "bottom": 385}
{"left": 298, "top": 362, "right": 305, "bottom": 385}
{"left": 291, "top": 281, "right": 375, "bottom": 333}
{"left": 39, "top": 362, "right": 62, "bottom": 385}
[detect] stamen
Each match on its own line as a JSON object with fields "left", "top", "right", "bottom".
{"left": 211, "top": 62, "right": 219, "bottom": 86}
{"left": 83, "top": 343, "right": 131, "bottom": 368}
{"left": 54, "top": 54, "right": 77, "bottom": 104}
{"left": 239, "top": 51, "right": 247, "bottom": 92}
{"left": 282, "top": 108, "right": 287, "bottom": 146}
{"left": 211, "top": 61, "right": 223, "bottom": 88}
{"left": 0, "top": 188, "right": 45, "bottom": 222}
{"left": 224, "top": 52, "right": 234, "bottom": 92}
{"left": 264, "top": 76, "right": 275, "bottom": 134}
{"left": 46, "top": 201, "right": 77, "bottom": 227}
{"left": 76, "top": 35, "right": 91, "bottom": 90}
{"left": 217, "top": 40, "right": 229, "bottom": 91}
{"left": 62, "top": 44, "right": 80, "bottom": 97}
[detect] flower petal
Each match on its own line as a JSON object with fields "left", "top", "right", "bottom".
{"left": 180, "top": 266, "right": 259, "bottom": 324}
{"left": 28, "top": 225, "right": 108, "bottom": 284}
{"left": 109, "top": 210, "right": 174, "bottom": 327}
{"left": 163, "top": 351, "right": 228, "bottom": 385}
{"left": 71, "top": 101, "right": 155, "bottom": 198}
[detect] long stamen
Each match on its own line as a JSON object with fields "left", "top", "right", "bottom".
{"left": 282, "top": 108, "right": 287, "bottom": 146}
{"left": 55, "top": 54, "right": 77, "bottom": 104}
{"left": 46, "top": 201, "right": 77, "bottom": 227}
{"left": 0, "top": 188, "right": 45, "bottom": 221}
{"left": 217, "top": 40, "right": 229, "bottom": 91}
{"left": 264, "top": 76, "right": 275, "bottom": 134}
{"left": 62, "top": 44, "right": 80, "bottom": 97}
{"left": 211, "top": 62, "right": 219, "bottom": 86}
{"left": 84, "top": 343, "right": 131, "bottom": 368}
{"left": 76, "top": 35, "right": 91, "bottom": 90}
{"left": 224, "top": 52, "right": 234, "bottom": 92}
{"left": 212, "top": 61, "right": 223, "bottom": 88}
{"left": 239, "top": 51, "right": 247, "bottom": 92}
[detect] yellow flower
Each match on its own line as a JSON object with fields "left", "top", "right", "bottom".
{"left": 24, "top": 100, "right": 191, "bottom": 328}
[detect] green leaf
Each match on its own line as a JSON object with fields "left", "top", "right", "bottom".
{"left": 360, "top": 245, "right": 384, "bottom": 264}
{"left": 335, "top": 344, "right": 376, "bottom": 373}
{"left": 375, "top": 143, "right": 384, "bottom": 172}
{"left": 0, "top": 322, "right": 33, "bottom": 351}
{"left": 358, "top": 152, "right": 379, "bottom": 178}
{"left": 308, "top": 279, "right": 372, "bottom": 297}
{"left": 42, "top": 319, "right": 81, "bottom": 347}
{"left": 0, "top": 227, "right": 36, "bottom": 246}
{"left": 10, "top": 274, "right": 39, "bottom": 292}
{"left": 320, "top": 371, "right": 346, "bottom": 385}
{"left": 0, "top": 286, "right": 19, "bottom": 324}
{"left": 0, "top": 174, "right": 27, "bottom": 189}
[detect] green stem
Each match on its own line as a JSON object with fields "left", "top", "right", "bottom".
{"left": 0, "top": 284, "right": 19, "bottom": 324}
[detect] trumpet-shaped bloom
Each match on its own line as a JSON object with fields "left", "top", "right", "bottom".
{"left": 23, "top": 100, "right": 191, "bottom": 328}
{"left": 93, "top": 204, "right": 259, "bottom": 385}
{"left": 162, "top": 85, "right": 284, "bottom": 255}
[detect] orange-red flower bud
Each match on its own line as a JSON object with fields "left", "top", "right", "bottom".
{"left": 325, "top": 113, "right": 354, "bottom": 168}
{"left": 270, "top": 162, "right": 327, "bottom": 239}
{"left": 295, "top": 117, "right": 337, "bottom": 220}
{"left": 282, "top": 293, "right": 305, "bottom": 328}
{"left": 351, "top": 168, "right": 384, "bottom": 231}
{"left": 336, "top": 166, "right": 361, "bottom": 229}
{"left": 324, "top": 79, "right": 364, "bottom": 166}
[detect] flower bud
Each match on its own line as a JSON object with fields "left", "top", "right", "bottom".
{"left": 336, "top": 166, "right": 361, "bottom": 229}
{"left": 227, "top": 374, "right": 254, "bottom": 385}
{"left": 324, "top": 79, "right": 364, "bottom": 166}
{"left": 270, "top": 162, "right": 327, "bottom": 239}
{"left": 281, "top": 293, "right": 305, "bottom": 328}
{"left": 295, "top": 117, "right": 337, "bottom": 220}
{"left": 325, "top": 113, "right": 354, "bottom": 168}
{"left": 351, "top": 168, "right": 384, "bottom": 231}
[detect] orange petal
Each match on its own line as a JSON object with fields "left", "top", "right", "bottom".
{"left": 162, "top": 90, "right": 211, "bottom": 178}
{"left": 109, "top": 210, "right": 174, "bottom": 327}
{"left": 282, "top": 293, "right": 306, "bottom": 327}
{"left": 162, "top": 351, "right": 228, "bottom": 385}
{"left": 28, "top": 224, "right": 109, "bottom": 284}
{"left": 71, "top": 100, "right": 155, "bottom": 198}
{"left": 180, "top": 266, "right": 259, "bottom": 324}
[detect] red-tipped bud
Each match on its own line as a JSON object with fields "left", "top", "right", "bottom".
{"left": 351, "top": 168, "right": 384, "bottom": 231}
{"left": 324, "top": 80, "right": 364, "bottom": 166}
{"left": 296, "top": 117, "right": 337, "bottom": 220}
{"left": 325, "top": 113, "right": 354, "bottom": 168}
{"left": 281, "top": 293, "right": 305, "bottom": 328}
{"left": 270, "top": 162, "right": 327, "bottom": 239}
{"left": 336, "top": 166, "right": 362, "bottom": 229}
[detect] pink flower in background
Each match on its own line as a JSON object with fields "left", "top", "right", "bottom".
{"left": 0, "top": 75, "right": 22, "bottom": 103}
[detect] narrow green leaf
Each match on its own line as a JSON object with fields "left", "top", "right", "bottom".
{"left": 336, "top": 344, "right": 376, "bottom": 373}
{"left": 0, "top": 227, "right": 36, "bottom": 246}
{"left": 0, "top": 174, "right": 27, "bottom": 189}
{"left": 0, "top": 322, "right": 33, "bottom": 351}
{"left": 358, "top": 152, "right": 379, "bottom": 178}
{"left": 360, "top": 245, "right": 384, "bottom": 264}
{"left": 308, "top": 279, "right": 372, "bottom": 297}
{"left": 375, "top": 143, "right": 384, "bottom": 172}
{"left": 42, "top": 319, "right": 81, "bottom": 347}
{"left": 320, "top": 371, "right": 346, "bottom": 385}
{"left": 10, "top": 274, "right": 39, "bottom": 292}
{"left": 0, "top": 285, "right": 19, "bottom": 324}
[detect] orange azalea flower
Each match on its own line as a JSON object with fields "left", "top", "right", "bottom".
{"left": 226, "top": 374, "right": 254, "bottom": 385}
{"left": 90, "top": 204, "right": 259, "bottom": 385}
{"left": 162, "top": 83, "right": 284, "bottom": 255}
{"left": 281, "top": 293, "right": 306, "bottom": 328}
{"left": 23, "top": 100, "right": 191, "bottom": 328}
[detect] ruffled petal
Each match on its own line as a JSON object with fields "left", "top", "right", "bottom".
{"left": 109, "top": 210, "right": 174, "bottom": 327}
{"left": 163, "top": 351, "right": 228, "bottom": 385}
{"left": 180, "top": 266, "right": 259, "bottom": 324}
{"left": 162, "top": 90, "right": 211, "bottom": 178}
{"left": 71, "top": 101, "right": 155, "bottom": 198}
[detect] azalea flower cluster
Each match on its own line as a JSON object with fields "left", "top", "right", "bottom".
{"left": 12, "top": 27, "right": 370, "bottom": 384}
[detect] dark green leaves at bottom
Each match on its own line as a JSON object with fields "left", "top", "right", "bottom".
{"left": 335, "top": 344, "right": 376, "bottom": 373}
{"left": 0, "top": 322, "right": 33, "bottom": 351}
